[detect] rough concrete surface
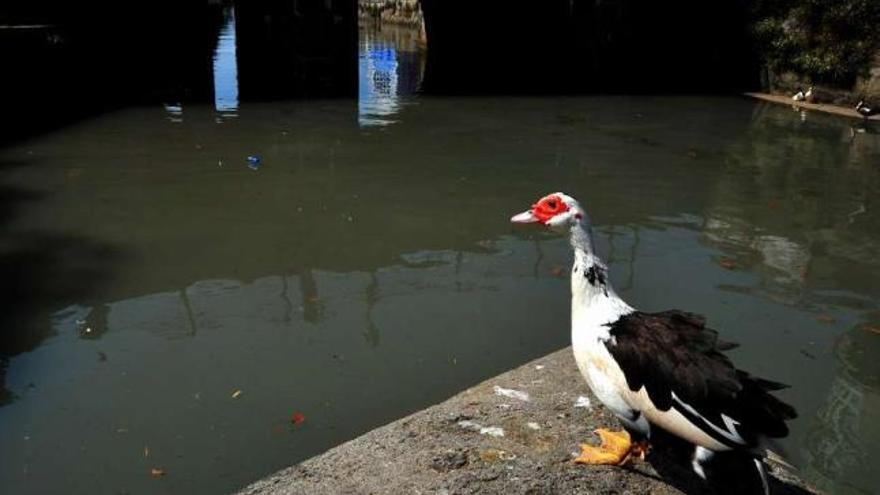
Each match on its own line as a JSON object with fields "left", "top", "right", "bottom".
{"left": 235, "top": 348, "right": 818, "bottom": 495}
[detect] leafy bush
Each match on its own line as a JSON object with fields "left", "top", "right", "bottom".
{"left": 751, "top": 0, "right": 880, "bottom": 86}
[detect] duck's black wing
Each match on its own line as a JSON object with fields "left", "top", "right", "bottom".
{"left": 604, "top": 310, "right": 796, "bottom": 449}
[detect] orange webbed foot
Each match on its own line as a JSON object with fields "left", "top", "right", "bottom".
{"left": 573, "top": 428, "right": 640, "bottom": 466}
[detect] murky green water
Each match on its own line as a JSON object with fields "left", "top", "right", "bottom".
{"left": 2, "top": 23, "right": 880, "bottom": 495}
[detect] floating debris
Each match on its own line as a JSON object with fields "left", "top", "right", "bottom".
{"left": 475, "top": 239, "right": 494, "bottom": 250}
{"left": 574, "top": 396, "right": 592, "bottom": 409}
{"left": 231, "top": 390, "right": 243, "bottom": 399}
{"left": 860, "top": 324, "right": 880, "bottom": 335}
{"left": 291, "top": 411, "right": 306, "bottom": 427}
{"left": 493, "top": 386, "right": 530, "bottom": 402}
{"left": 247, "top": 155, "right": 261, "bottom": 170}
{"left": 816, "top": 314, "right": 836, "bottom": 324}
{"left": 150, "top": 468, "right": 167, "bottom": 478}
{"left": 718, "top": 258, "right": 737, "bottom": 270}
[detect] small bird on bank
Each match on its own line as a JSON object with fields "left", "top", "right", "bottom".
{"left": 856, "top": 100, "right": 878, "bottom": 119}
{"left": 512, "top": 193, "right": 796, "bottom": 494}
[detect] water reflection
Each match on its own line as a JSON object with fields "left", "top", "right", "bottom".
{"left": 1, "top": 96, "right": 880, "bottom": 495}
{"left": 163, "top": 102, "right": 184, "bottom": 123}
{"left": 213, "top": 7, "right": 239, "bottom": 119}
{"left": 358, "top": 23, "right": 425, "bottom": 127}
{"left": 804, "top": 318, "right": 880, "bottom": 495}
{"left": 678, "top": 101, "right": 880, "bottom": 494}
{"left": 0, "top": 237, "right": 573, "bottom": 495}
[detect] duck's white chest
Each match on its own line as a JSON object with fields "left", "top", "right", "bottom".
{"left": 571, "top": 324, "right": 635, "bottom": 420}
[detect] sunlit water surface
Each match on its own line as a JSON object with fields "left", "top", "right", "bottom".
{"left": 2, "top": 23, "right": 880, "bottom": 495}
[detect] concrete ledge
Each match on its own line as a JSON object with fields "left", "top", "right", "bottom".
{"left": 744, "top": 92, "right": 879, "bottom": 121}
{"left": 235, "top": 348, "right": 818, "bottom": 495}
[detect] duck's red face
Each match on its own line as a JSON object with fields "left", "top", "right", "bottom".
{"left": 511, "top": 193, "right": 571, "bottom": 225}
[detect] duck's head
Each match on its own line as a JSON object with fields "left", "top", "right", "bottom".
{"left": 511, "top": 192, "right": 586, "bottom": 231}
{"left": 856, "top": 100, "right": 865, "bottom": 110}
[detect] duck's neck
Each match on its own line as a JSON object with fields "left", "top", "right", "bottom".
{"left": 569, "top": 221, "right": 631, "bottom": 319}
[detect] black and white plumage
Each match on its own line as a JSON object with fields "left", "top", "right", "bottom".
{"left": 856, "top": 100, "right": 878, "bottom": 119}
{"left": 512, "top": 193, "right": 797, "bottom": 494}
{"left": 605, "top": 311, "right": 796, "bottom": 449}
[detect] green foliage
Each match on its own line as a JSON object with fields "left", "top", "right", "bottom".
{"left": 750, "top": 0, "right": 880, "bottom": 86}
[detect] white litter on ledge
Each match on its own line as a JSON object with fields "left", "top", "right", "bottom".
{"left": 574, "top": 396, "right": 592, "bottom": 409}
{"left": 480, "top": 426, "right": 505, "bottom": 437}
{"left": 493, "top": 386, "right": 531, "bottom": 402}
{"left": 458, "top": 420, "right": 506, "bottom": 437}
{"left": 526, "top": 422, "right": 541, "bottom": 430}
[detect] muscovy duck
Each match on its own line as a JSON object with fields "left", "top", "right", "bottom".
{"left": 791, "top": 88, "right": 806, "bottom": 101}
{"left": 512, "top": 193, "right": 796, "bottom": 494}
{"left": 856, "top": 100, "right": 878, "bottom": 119}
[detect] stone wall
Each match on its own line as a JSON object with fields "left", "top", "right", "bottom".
{"left": 769, "top": 52, "right": 880, "bottom": 105}
{"left": 855, "top": 52, "right": 880, "bottom": 101}
{"left": 359, "top": 0, "right": 424, "bottom": 28}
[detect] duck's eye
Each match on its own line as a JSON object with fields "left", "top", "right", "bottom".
{"left": 547, "top": 201, "right": 557, "bottom": 210}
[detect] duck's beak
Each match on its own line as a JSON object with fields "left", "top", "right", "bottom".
{"left": 511, "top": 209, "right": 539, "bottom": 224}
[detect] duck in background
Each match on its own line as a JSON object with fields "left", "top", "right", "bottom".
{"left": 856, "top": 100, "right": 878, "bottom": 119}
{"left": 791, "top": 86, "right": 813, "bottom": 102}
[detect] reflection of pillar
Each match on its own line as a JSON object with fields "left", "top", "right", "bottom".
{"left": 605, "top": 226, "right": 639, "bottom": 292}
{"left": 363, "top": 271, "right": 381, "bottom": 347}
{"left": 803, "top": 323, "right": 880, "bottom": 494}
{"left": 280, "top": 274, "right": 294, "bottom": 323}
{"left": 532, "top": 239, "right": 544, "bottom": 278}
{"left": 78, "top": 304, "right": 110, "bottom": 340}
{"left": 180, "top": 288, "right": 198, "bottom": 336}
{"left": 212, "top": 6, "right": 239, "bottom": 118}
{"left": 0, "top": 358, "right": 11, "bottom": 406}
{"left": 299, "top": 269, "right": 323, "bottom": 323}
